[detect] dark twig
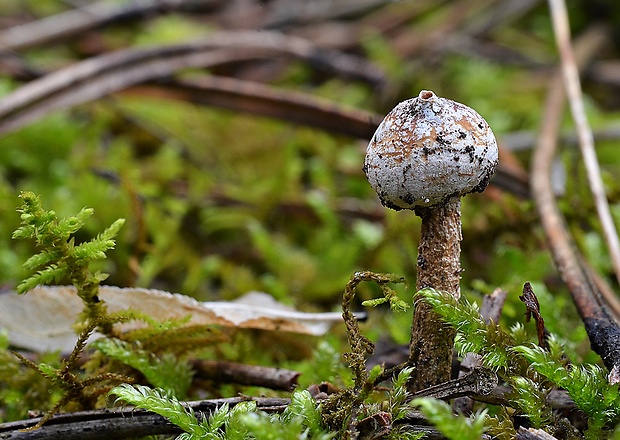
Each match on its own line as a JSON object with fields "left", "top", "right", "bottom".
{"left": 412, "top": 367, "right": 498, "bottom": 401}
{"left": 130, "top": 78, "right": 529, "bottom": 200}
{"left": 519, "top": 282, "right": 550, "bottom": 351}
{"left": 502, "top": 124, "right": 620, "bottom": 152}
{"left": 0, "top": 396, "right": 293, "bottom": 440}
{"left": 260, "top": 0, "right": 390, "bottom": 29}
{"left": 0, "top": 381, "right": 578, "bottom": 440}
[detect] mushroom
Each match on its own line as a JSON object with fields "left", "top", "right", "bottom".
{"left": 363, "top": 90, "right": 498, "bottom": 391}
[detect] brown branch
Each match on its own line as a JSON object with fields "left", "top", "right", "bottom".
{"left": 127, "top": 76, "right": 384, "bottom": 139}
{"left": 548, "top": 0, "right": 620, "bottom": 289}
{"left": 0, "top": 38, "right": 524, "bottom": 202}
{"left": 530, "top": 23, "right": 620, "bottom": 382}
{"left": 191, "top": 359, "right": 300, "bottom": 391}
{"left": 0, "top": 30, "right": 384, "bottom": 135}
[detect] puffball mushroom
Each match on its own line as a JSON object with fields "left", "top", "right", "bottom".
{"left": 363, "top": 90, "right": 498, "bottom": 391}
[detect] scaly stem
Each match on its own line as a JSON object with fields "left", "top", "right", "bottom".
{"left": 408, "top": 197, "right": 462, "bottom": 392}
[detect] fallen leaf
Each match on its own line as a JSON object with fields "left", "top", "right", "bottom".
{"left": 0, "top": 286, "right": 352, "bottom": 352}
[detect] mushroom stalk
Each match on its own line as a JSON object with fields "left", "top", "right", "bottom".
{"left": 409, "top": 197, "right": 462, "bottom": 390}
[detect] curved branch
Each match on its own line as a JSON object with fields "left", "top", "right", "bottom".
{"left": 530, "top": 23, "right": 620, "bottom": 382}
{"left": 128, "top": 76, "right": 384, "bottom": 139}
{"left": 0, "top": 30, "right": 384, "bottom": 135}
{"left": 549, "top": 0, "right": 620, "bottom": 290}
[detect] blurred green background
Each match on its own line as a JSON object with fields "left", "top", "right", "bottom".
{"left": 1, "top": 0, "right": 620, "bottom": 361}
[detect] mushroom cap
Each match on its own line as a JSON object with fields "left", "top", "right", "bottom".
{"left": 363, "top": 90, "right": 498, "bottom": 210}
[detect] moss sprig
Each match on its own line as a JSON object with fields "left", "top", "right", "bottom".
{"left": 418, "top": 286, "right": 620, "bottom": 438}
{"left": 109, "top": 385, "right": 336, "bottom": 440}
{"left": 13, "top": 191, "right": 125, "bottom": 324}
{"left": 111, "top": 383, "right": 240, "bottom": 439}
{"left": 9, "top": 191, "right": 131, "bottom": 427}
{"left": 13, "top": 317, "right": 134, "bottom": 431}
{"left": 322, "top": 271, "right": 407, "bottom": 436}
{"left": 515, "top": 336, "right": 620, "bottom": 439}
{"left": 412, "top": 398, "right": 488, "bottom": 440}
{"left": 341, "top": 271, "right": 407, "bottom": 393}
{"left": 417, "top": 287, "right": 519, "bottom": 372}
{"left": 507, "top": 376, "right": 552, "bottom": 428}
{"left": 92, "top": 338, "right": 193, "bottom": 398}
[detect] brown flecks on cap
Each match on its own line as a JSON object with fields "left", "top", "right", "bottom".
{"left": 363, "top": 90, "right": 499, "bottom": 210}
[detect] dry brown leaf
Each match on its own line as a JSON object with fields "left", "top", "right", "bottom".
{"left": 0, "top": 286, "right": 348, "bottom": 352}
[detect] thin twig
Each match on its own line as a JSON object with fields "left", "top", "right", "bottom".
{"left": 502, "top": 123, "right": 620, "bottom": 151}
{"left": 548, "top": 0, "right": 620, "bottom": 289}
